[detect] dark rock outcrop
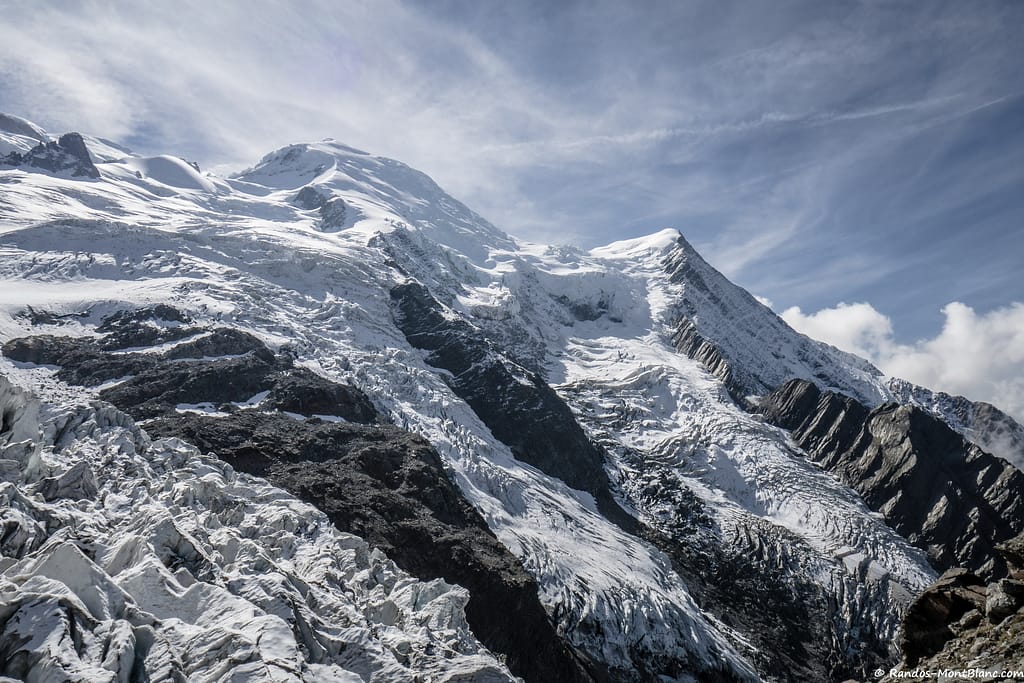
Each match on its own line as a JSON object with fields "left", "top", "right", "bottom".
{"left": 1, "top": 311, "right": 597, "bottom": 683}
{"left": 147, "top": 412, "right": 596, "bottom": 683}
{"left": 102, "top": 352, "right": 279, "bottom": 419}
{"left": 887, "top": 533, "right": 1024, "bottom": 676}
{"left": 160, "top": 327, "right": 266, "bottom": 359}
{"left": 264, "top": 366, "right": 378, "bottom": 420}
{"left": 96, "top": 304, "right": 197, "bottom": 349}
{"left": 14, "top": 306, "right": 88, "bottom": 327}
{"left": 554, "top": 294, "right": 612, "bottom": 322}
{"left": 2, "top": 327, "right": 377, "bottom": 423}
{"left": 0, "top": 132, "right": 100, "bottom": 179}
{"left": 293, "top": 185, "right": 327, "bottom": 210}
{"left": 899, "top": 568, "right": 988, "bottom": 666}
{"left": 759, "top": 379, "right": 1024, "bottom": 579}
{"left": 390, "top": 281, "right": 636, "bottom": 531}
{"left": 292, "top": 185, "right": 347, "bottom": 231}
{"left": 671, "top": 317, "right": 743, "bottom": 401}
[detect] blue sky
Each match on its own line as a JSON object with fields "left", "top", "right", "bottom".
{"left": 1, "top": 0, "right": 1022, "bottom": 413}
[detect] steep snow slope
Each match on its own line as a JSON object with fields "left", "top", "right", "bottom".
{"left": 0, "top": 115, "right": 1020, "bottom": 681}
{"left": 0, "top": 113, "right": 48, "bottom": 156}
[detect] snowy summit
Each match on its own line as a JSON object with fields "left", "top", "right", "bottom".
{"left": 0, "top": 115, "right": 1022, "bottom": 682}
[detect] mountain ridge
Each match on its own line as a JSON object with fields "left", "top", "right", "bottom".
{"left": 1, "top": 113, "right": 1022, "bottom": 681}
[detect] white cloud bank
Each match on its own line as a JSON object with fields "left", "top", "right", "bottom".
{"left": 781, "top": 301, "right": 1024, "bottom": 421}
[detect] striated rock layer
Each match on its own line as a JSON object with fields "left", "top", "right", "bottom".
{"left": 758, "top": 379, "right": 1024, "bottom": 579}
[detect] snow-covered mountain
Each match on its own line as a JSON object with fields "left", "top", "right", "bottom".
{"left": 1, "top": 113, "right": 1021, "bottom": 681}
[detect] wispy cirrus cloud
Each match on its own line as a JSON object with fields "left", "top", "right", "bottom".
{"left": 0, "top": 0, "right": 1022, "bottom": 353}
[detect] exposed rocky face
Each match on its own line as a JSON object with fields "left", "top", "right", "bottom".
{"left": 757, "top": 379, "right": 1024, "bottom": 580}
{"left": 670, "top": 317, "right": 744, "bottom": 403}
{"left": 2, "top": 311, "right": 378, "bottom": 425}
{"left": 4, "top": 116, "right": 1019, "bottom": 683}
{"left": 292, "top": 185, "right": 348, "bottom": 231}
{"left": 390, "top": 281, "right": 637, "bottom": 531}
{"left": 0, "top": 308, "right": 595, "bottom": 683}
{"left": 889, "top": 377, "right": 1024, "bottom": 471}
{"left": 0, "top": 132, "right": 100, "bottom": 179}
{"left": 886, "top": 533, "right": 1024, "bottom": 677}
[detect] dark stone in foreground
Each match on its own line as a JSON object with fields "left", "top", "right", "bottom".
{"left": 889, "top": 533, "right": 1024, "bottom": 675}
{"left": 900, "top": 568, "right": 987, "bottom": 666}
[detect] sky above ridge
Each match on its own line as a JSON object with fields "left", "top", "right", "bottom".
{"left": 1, "top": 0, "right": 1022, "bottom": 415}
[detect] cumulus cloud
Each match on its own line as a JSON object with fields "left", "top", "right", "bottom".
{"left": 782, "top": 301, "right": 1024, "bottom": 421}
{"left": 780, "top": 302, "right": 895, "bottom": 361}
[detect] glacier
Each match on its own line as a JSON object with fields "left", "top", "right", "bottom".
{"left": 1, "top": 114, "right": 1022, "bottom": 681}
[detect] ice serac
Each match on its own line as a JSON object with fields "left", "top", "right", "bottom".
{"left": 2, "top": 311, "right": 593, "bottom": 683}
{"left": 2, "top": 113, "right": 1021, "bottom": 682}
{"left": 758, "top": 379, "right": 1024, "bottom": 579}
{"left": 0, "top": 374, "right": 518, "bottom": 683}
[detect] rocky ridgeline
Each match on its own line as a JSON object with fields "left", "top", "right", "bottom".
{"left": 661, "top": 236, "right": 887, "bottom": 408}
{"left": 757, "top": 379, "right": 1024, "bottom": 580}
{"left": 0, "top": 305, "right": 595, "bottom": 683}
{"left": 888, "top": 377, "right": 1024, "bottom": 472}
